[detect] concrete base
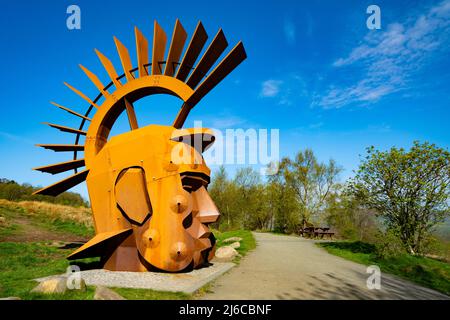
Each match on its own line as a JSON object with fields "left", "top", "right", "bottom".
{"left": 35, "top": 262, "right": 235, "bottom": 294}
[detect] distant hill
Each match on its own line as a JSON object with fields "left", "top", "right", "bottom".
{"left": 0, "top": 178, "right": 88, "bottom": 207}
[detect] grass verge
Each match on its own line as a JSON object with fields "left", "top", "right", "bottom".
{"left": 0, "top": 242, "right": 197, "bottom": 300}
{"left": 318, "top": 241, "right": 450, "bottom": 295}
{"left": 213, "top": 229, "right": 256, "bottom": 261}
{"left": 0, "top": 199, "right": 94, "bottom": 238}
{"left": 112, "top": 287, "right": 190, "bottom": 300}
{"left": 0, "top": 242, "right": 96, "bottom": 299}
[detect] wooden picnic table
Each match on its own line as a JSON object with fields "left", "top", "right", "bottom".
{"left": 298, "top": 226, "right": 334, "bottom": 239}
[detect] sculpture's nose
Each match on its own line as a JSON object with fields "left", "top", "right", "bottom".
{"left": 192, "top": 186, "right": 220, "bottom": 224}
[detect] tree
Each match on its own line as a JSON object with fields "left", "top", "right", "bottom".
{"left": 348, "top": 141, "right": 450, "bottom": 255}
{"left": 0, "top": 178, "right": 88, "bottom": 207}
{"left": 209, "top": 166, "right": 272, "bottom": 231}
{"left": 326, "top": 186, "right": 378, "bottom": 241}
{"left": 233, "top": 167, "right": 270, "bottom": 230}
{"left": 209, "top": 166, "right": 239, "bottom": 230}
{"left": 278, "top": 149, "right": 341, "bottom": 226}
{"left": 267, "top": 171, "right": 300, "bottom": 234}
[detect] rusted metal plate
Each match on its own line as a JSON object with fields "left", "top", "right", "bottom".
{"left": 37, "top": 144, "right": 84, "bottom": 152}
{"left": 164, "top": 19, "right": 187, "bottom": 77}
{"left": 186, "top": 29, "right": 228, "bottom": 89}
{"left": 79, "top": 64, "right": 109, "bottom": 98}
{"left": 152, "top": 21, "right": 167, "bottom": 75}
{"left": 115, "top": 167, "right": 152, "bottom": 225}
{"left": 193, "top": 186, "right": 220, "bottom": 224}
{"left": 51, "top": 101, "right": 91, "bottom": 121}
{"left": 172, "top": 102, "right": 191, "bottom": 129}
{"left": 95, "top": 49, "right": 122, "bottom": 88}
{"left": 114, "top": 36, "right": 134, "bottom": 82}
{"left": 175, "top": 21, "right": 208, "bottom": 81}
{"left": 33, "top": 159, "right": 86, "bottom": 174}
{"left": 135, "top": 27, "right": 149, "bottom": 78}
{"left": 44, "top": 122, "right": 87, "bottom": 135}
{"left": 64, "top": 82, "right": 100, "bottom": 108}
{"left": 67, "top": 228, "right": 133, "bottom": 260}
{"left": 33, "top": 169, "right": 89, "bottom": 196}
{"left": 188, "top": 41, "right": 246, "bottom": 107}
{"left": 124, "top": 98, "right": 139, "bottom": 130}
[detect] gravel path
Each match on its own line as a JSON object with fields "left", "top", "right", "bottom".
{"left": 202, "top": 232, "right": 449, "bottom": 300}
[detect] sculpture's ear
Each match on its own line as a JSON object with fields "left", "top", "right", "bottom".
{"left": 171, "top": 128, "right": 215, "bottom": 153}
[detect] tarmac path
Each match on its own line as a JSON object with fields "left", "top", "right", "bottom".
{"left": 202, "top": 232, "right": 449, "bottom": 300}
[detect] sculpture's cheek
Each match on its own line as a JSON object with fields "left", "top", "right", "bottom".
{"left": 133, "top": 174, "right": 195, "bottom": 271}
{"left": 142, "top": 228, "right": 160, "bottom": 248}
{"left": 169, "top": 241, "right": 189, "bottom": 261}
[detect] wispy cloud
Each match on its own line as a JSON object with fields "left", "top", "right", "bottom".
{"left": 210, "top": 116, "right": 246, "bottom": 129}
{"left": 284, "top": 18, "right": 296, "bottom": 45}
{"left": 260, "top": 80, "right": 283, "bottom": 97}
{"left": 367, "top": 123, "right": 392, "bottom": 133}
{"left": 0, "top": 131, "right": 34, "bottom": 145}
{"left": 195, "top": 113, "right": 253, "bottom": 130}
{"left": 260, "top": 75, "right": 308, "bottom": 106}
{"left": 308, "top": 122, "right": 324, "bottom": 129}
{"left": 317, "top": 0, "right": 450, "bottom": 108}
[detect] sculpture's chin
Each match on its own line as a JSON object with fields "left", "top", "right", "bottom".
{"left": 137, "top": 251, "right": 194, "bottom": 272}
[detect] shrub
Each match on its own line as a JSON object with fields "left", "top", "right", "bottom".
{"left": 374, "top": 230, "right": 404, "bottom": 259}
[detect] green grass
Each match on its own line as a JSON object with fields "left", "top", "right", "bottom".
{"left": 213, "top": 229, "right": 256, "bottom": 260}
{"left": 0, "top": 202, "right": 94, "bottom": 240}
{"left": 0, "top": 242, "right": 96, "bottom": 299}
{"left": 112, "top": 287, "right": 190, "bottom": 300}
{"left": 30, "top": 217, "right": 94, "bottom": 238}
{"left": 0, "top": 203, "right": 26, "bottom": 218}
{"left": 0, "top": 242, "right": 196, "bottom": 300}
{"left": 0, "top": 203, "right": 191, "bottom": 300}
{"left": 318, "top": 241, "right": 450, "bottom": 295}
{"left": 213, "top": 230, "right": 256, "bottom": 256}
{"left": 0, "top": 207, "right": 23, "bottom": 239}
{"left": 0, "top": 220, "right": 21, "bottom": 239}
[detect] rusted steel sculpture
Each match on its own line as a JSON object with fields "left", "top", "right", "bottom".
{"left": 32, "top": 20, "right": 246, "bottom": 272}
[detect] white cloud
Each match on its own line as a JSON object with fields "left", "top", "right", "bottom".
{"left": 317, "top": 0, "right": 450, "bottom": 108}
{"left": 260, "top": 80, "right": 283, "bottom": 98}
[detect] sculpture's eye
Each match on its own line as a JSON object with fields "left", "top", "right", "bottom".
{"left": 180, "top": 171, "right": 210, "bottom": 192}
{"left": 115, "top": 166, "right": 152, "bottom": 226}
{"left": 170, "top": 129, "right": 215, "bottom": 154}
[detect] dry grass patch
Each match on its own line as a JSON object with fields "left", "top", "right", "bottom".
{"left": 0, "top": 199, "right": 92, "bottom": 228}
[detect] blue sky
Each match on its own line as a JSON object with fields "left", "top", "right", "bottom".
{"left": 0, "top": 0, "right": 449, "bottom": 199}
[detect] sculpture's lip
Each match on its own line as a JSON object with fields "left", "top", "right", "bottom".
{"left": 137, "top": 250, "right": 194, "bottom": 273}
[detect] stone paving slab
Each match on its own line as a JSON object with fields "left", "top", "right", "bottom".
{"left": 35, "top": 262, "right": 235, "bottom": 294}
